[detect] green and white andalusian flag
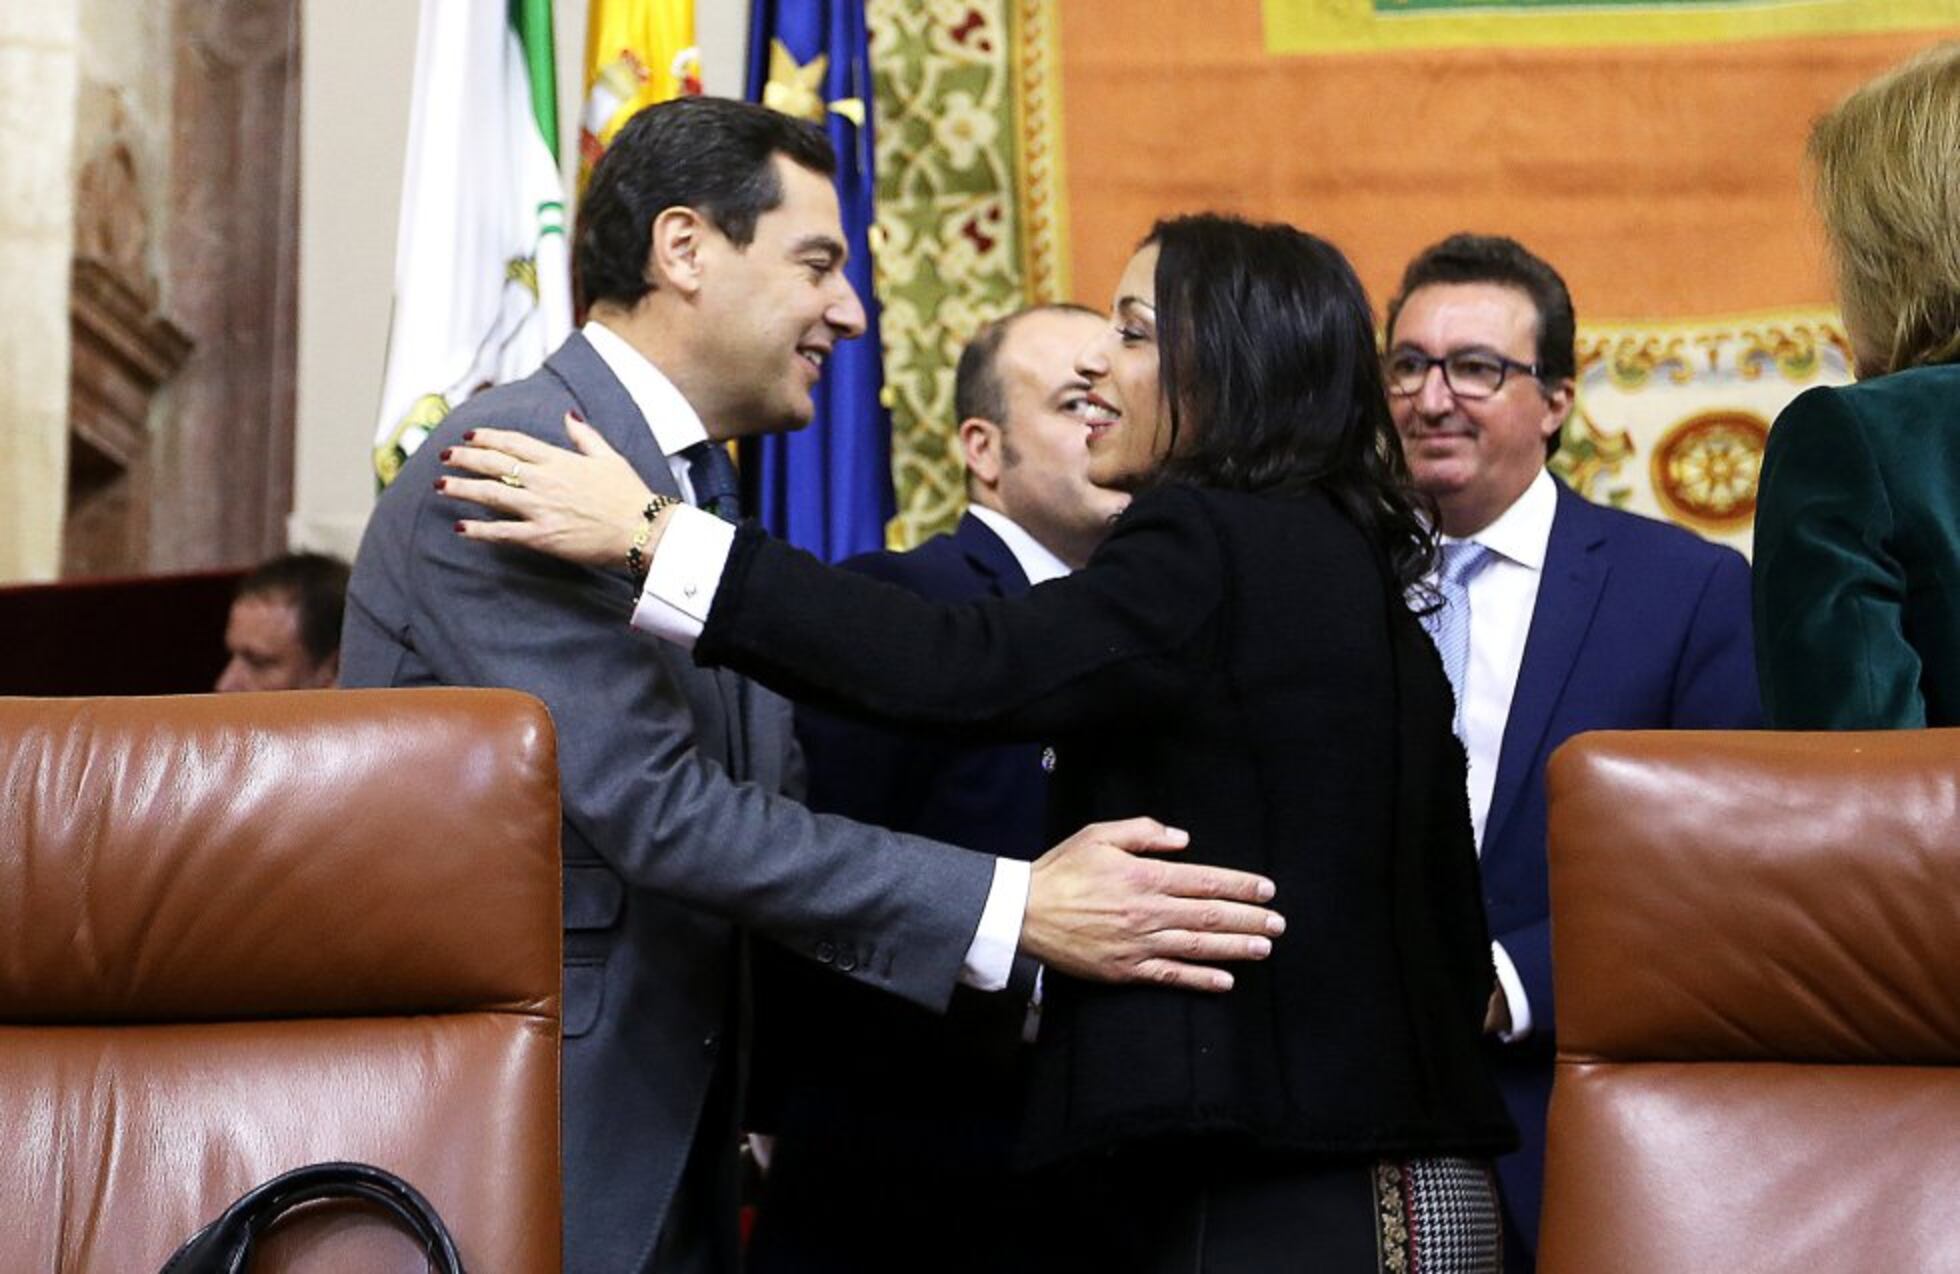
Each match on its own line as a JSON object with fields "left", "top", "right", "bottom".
{"left": 373, "top": 0, "right": 571, "bottom": 487}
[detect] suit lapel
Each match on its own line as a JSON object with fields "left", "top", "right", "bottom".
{"left": 544, "top": 333, "right": 684, "bottom": 501}
{"left": 955, "top": 513, "right": 1030, "bottom": 596}
{"left": 1485, "top": 483, "right": 1610, "bottom": 851}
{"left": 546, "top": 334, "right": 753, "bottom": 775}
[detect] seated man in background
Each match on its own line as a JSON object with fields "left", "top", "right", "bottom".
{"left": 746, "top": 303, "right": 1126, "bottom": 1274}
{"left": 1383, "top": 232, "right": 1761, "bottom": 1271}
{"left": 214, "top": 551, "right": 349, "bottom": 692}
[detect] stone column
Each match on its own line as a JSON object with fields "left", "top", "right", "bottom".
{"left": 154, "top": 0, "right": 301, "bottom": 571}
{"left": 0, "top": 4, "right": 81, "bottom": 583}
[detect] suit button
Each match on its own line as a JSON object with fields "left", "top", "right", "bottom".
{"left": 835, "top": 949, "right": 859, "bottom": 973}
{"left": 702, "top": 1032, "right": 718, "bottom": 1053}
{"left": 814, "top": 939, "right": 837, "bottom": 963}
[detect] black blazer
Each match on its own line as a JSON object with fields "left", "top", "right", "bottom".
{"left": 700, "top": 483, "right": 1515, "bottom": 1168}
{"left": 753, "top": 513, "right": 1046, "bottom": 1164}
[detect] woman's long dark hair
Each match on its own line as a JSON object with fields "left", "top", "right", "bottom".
{"left": 1144, "top": 214, "right": 1436, "bottom": 592}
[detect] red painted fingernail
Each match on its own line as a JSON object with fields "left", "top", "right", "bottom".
{"left": 462, "top": 430, "right": 476, "bottom": 441}
{"left": 439, "top": 448, "right": 452, "bottom": 461}
{"left": 453, "top": 521, "right": 466, "bottom": 534}
{"left": 567, "top": 409, "right": 586, "bottom": 423}
{"left": 433, "top": 478, "right": 445, "bottom": 492}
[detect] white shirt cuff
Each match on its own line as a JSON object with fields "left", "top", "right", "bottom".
{"left": 630, "top": 504, "right": 736, "bottom": 649}
{"left": 960, "top": 856, "right": 1030, "bottom": 992}
{"left": 1492, "top": 940, "right": 1532, "bottom": 1042}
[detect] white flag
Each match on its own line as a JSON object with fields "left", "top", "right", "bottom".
{"left": 372, "top": 0, "right": 571, "bottom": 487}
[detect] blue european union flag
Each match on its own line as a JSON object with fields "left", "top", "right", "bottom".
{"left": 745, "top": 0, "right": 892, "bottom": 561}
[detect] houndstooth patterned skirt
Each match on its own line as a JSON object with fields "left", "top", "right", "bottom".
{"left": 1372, "top": 1157, "right": 1504, "bottom": 1273}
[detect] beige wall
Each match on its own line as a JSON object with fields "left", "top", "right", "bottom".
{"left": 291, "top": 4, "right": 750, "bottom": 559}
{"left": 0, "top": 4, "right": 80, "bottom": 582}
{"left": 289, "top": 0, "right": 415, "bottom": 559}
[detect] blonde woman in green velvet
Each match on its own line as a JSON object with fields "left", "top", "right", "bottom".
{"left": 1753, "top": 41, "right": 1960, "bottom": 728}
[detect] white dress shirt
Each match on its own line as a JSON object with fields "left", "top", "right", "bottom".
{"left": 595, "top": 325, "right": 1028, "bottom": 993}
{"left": 1434, "top": 466, "right": 1558, "bottom": 1041}
{"left": 583, "top": 321, "right": 708, "bottom": 495}
{"left": 584, "top": 322, "right": 749, "bottom": 643}
{"left": 966, "top": 503, "right": 1071, "bottom": 586}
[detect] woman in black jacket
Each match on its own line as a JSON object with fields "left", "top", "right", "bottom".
{"left": 449, "top": 214, "right": 1513, "bottom": 1272}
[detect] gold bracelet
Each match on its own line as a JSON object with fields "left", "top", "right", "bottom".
{"left": 627, "top": 494, "right": 680, "bottom": 579}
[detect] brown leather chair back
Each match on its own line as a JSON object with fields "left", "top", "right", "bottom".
{"left": 0, "top": 689, "right": 562, "bottom": 1272}
{"left": 1539, "top": 729, "right": 1960, "bottom": 1273}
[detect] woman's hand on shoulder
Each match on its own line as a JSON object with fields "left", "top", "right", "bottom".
{"left": 439, "top": 413, "right": 654, "bottom": 568}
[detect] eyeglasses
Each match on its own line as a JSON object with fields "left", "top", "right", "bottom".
{"left": 1383, "top": 348, "right": 1541, "bottom": 400}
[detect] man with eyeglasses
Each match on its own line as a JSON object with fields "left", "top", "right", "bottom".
{"left": 1382, "top": 233, "right": 1761, "bottom": 1272}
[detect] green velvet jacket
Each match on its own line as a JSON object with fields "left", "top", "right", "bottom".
{"left": 1753, "top": 362, "right": 1960, "bottom": 728}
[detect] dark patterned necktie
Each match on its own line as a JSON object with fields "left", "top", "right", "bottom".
{"left": 683, "top": 441, "right": 743, "bottom": 523}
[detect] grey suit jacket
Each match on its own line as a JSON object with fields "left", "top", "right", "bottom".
{"left": 340, "top": 333, "right": 995, "bottom": 1273}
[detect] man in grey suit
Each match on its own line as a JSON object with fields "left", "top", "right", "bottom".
{"left": 341, "top": 97, "right": 1281, "bottom": 1274}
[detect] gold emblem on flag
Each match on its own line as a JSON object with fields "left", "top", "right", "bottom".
{"left": 507, "top": 256, "right": 540, "bottom": 300}
{"left": 373, "top": 393, "right": 456, "bottom": 488}
{"left": 762, "top": 39, "right": 864, "bottom": 127}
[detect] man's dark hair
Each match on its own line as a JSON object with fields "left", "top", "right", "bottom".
{"left": 575, "top": 96, "right": 837, "bottom": 311}
{"left": 237, "top": 552, "right": 350, "bottom": 665}
{"left": 953, "top": 302, "right": 1102, "bottom": 426}
{"left": 1384, "top": 233, "right": 1576, "bottom": 457}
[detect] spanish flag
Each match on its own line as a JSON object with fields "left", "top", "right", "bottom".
{"left": 580, "top": 0, "right": 701, "bottom": 192}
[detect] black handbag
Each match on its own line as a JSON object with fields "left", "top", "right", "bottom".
{"left": 158, "top": 1161, "right": 466, "bottom": 1274}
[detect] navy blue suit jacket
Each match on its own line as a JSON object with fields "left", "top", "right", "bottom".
{"left": 750, "top": 513, "right": 1046, "bottom": 1165}
{"left": 1485, "top": 480, "right": 1760, "bottom": 1255}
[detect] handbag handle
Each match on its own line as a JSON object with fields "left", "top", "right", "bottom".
{"left": 158, "top": 1161, "right": 466, "bottom": 1274}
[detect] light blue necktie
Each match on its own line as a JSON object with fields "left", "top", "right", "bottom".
{"left": 1422, "top": 540, "right": 1494, "bottom": 735}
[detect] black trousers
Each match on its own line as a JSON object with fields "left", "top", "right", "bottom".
{"left": 746, "top": 1135, "right": 1042, "bottom": 1274}
{"left": 1028, "top": 1150, "right": 1502, "bottom": 1274}
{"left": 1032, "top": 1156, "right": 1375, "bottom": 1274}
{"left": 747, "top": 1135, "right": 1500, "bottom": 1273}
{"left": 650, "top": 1051, "right": 744, "bottom": 1274}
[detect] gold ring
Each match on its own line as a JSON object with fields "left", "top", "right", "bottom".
{"left": 499, "top": 463, "right": 525, "bottom": 490}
